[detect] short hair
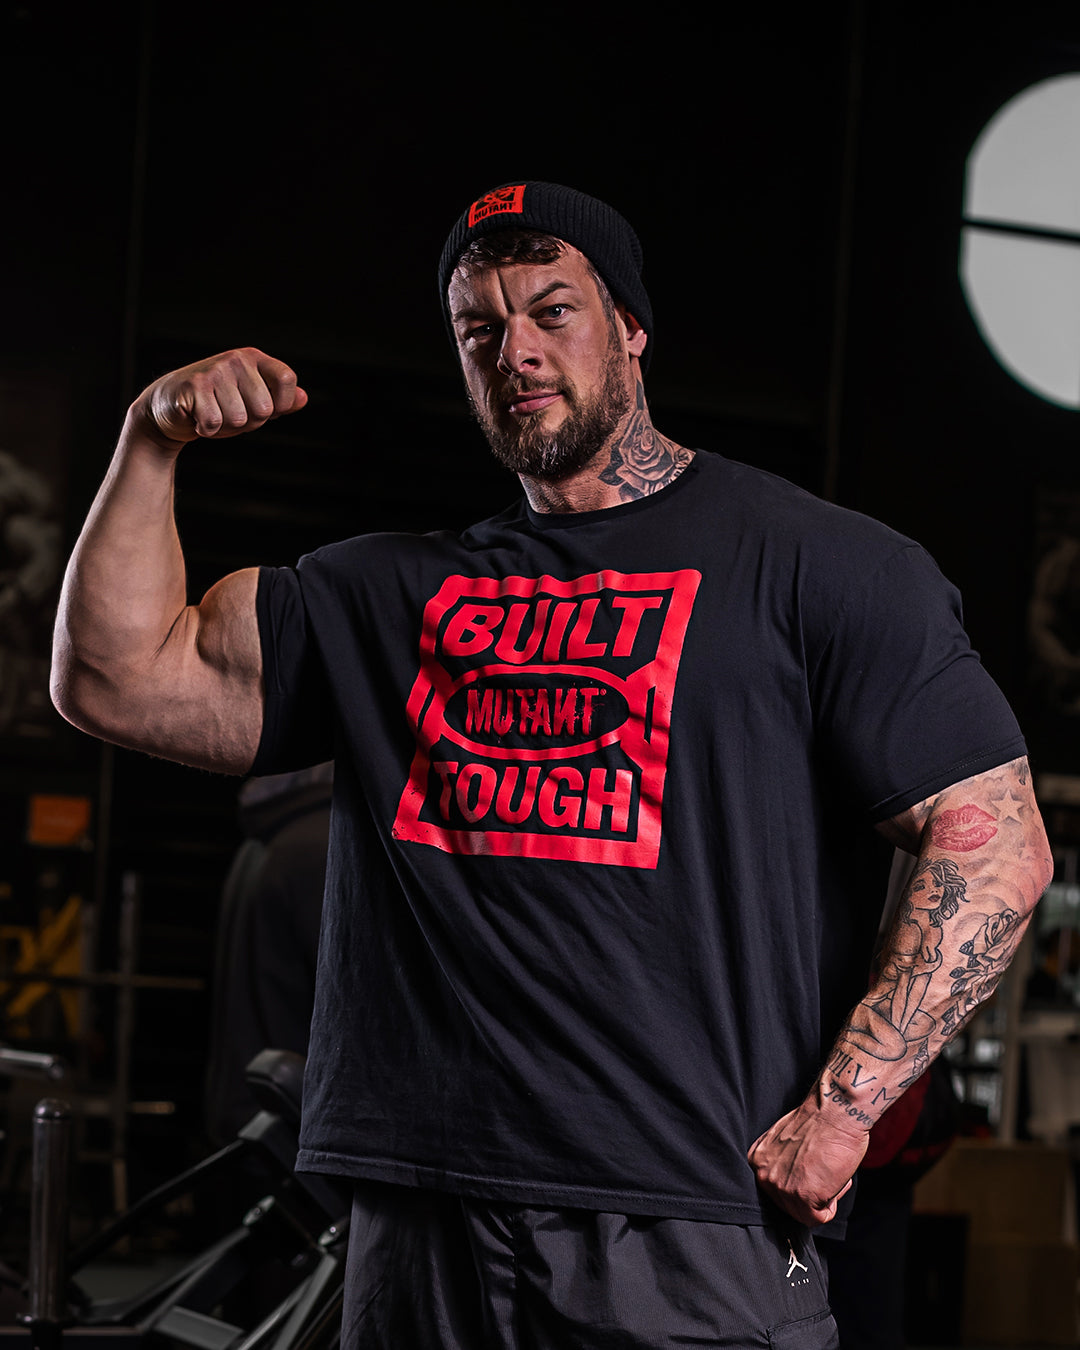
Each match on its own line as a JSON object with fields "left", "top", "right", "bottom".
{"left": 457, "top": 227, "right": 564, "bottom": 269}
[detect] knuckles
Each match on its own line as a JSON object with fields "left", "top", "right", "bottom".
{"left": 142, "top": 348, "right": 302, "bottom": 441}
{"left": 215, "top": 346, "right": 266, "bottom": 370}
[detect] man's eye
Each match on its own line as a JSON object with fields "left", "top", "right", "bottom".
{"left": 466, "top": 323, "right": 497, "bottom": 341}
{"left": 540, "top": 304, "right": 569, "bottom": 321}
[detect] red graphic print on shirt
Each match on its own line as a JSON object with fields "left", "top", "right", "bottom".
{"left": 392, "top": 569, "right": 700, "bottom": 868}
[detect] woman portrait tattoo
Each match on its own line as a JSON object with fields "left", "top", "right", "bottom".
{"left": 845, "top": 858, "right": 968, "bottom": 1067}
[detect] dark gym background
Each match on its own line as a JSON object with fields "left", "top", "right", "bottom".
{"left": 2, "top": 0, "right": 1079, "bottom": 1245}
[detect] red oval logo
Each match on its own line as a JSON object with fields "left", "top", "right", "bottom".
{"left": 443, "top": 672, "right": 630, "bottom": 759}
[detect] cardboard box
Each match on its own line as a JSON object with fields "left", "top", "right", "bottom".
{"left": 962, "top": 1238, "right": 1080, "bottom": 1346}
{"left": 911, "top": 1142, "right": 1079, "bottom": 1343}
{"left": 913, "top": 1139, "right": 1073, "bottom": 1241}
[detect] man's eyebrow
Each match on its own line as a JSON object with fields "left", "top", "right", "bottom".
{"left": 451, "top": 278, "right": 578, "bottom": 323}
{"left": 451, "top": 305, "right": 492, "bottom": 323}
{"left": 525, "top": 279, "right": 576, "bottom": 306}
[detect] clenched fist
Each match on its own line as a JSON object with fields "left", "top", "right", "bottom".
{"left": 747, "top": 1097, "right": 870, "bottom": 1227}
{"left": 131, "top": 348, "right": 308, "bottom": 451}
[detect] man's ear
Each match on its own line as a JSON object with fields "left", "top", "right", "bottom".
{"left": 619, "top": 307, "right": 648, "bottom": 360}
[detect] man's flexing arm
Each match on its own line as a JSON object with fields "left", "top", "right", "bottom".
{"left": 748, "top": 755, "right": 1053, "bottom": 1226}
{"left": 51, "top": 349, "right": 307, "bottom": 774}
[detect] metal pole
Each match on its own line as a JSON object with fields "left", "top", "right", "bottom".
{"left": 0, "top": 1050, "right": 66, "bottom": 1081}
{"left": 112, "top": 871, "right": 140, "bottom": 1219}
{"left": 26, "top": 1098, "right": 72, "bottom": 1348}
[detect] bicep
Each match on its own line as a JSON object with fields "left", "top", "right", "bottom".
{"left": 104, "top": 567, "right": 264, "bottom": 773}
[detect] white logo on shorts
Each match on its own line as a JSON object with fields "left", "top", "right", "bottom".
{"left": 785, "top": 1239, "right": 809, "bottom": 1280}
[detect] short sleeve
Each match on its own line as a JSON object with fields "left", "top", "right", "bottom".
{"left": 252, "top": 565, "right": 335, "bottom": 775}
{"left": 809, "top": 544, "right": 1027, "bottom": 821}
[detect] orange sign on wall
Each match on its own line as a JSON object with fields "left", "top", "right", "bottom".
{"left": 27, "top": 795, "right": 92, "bottom": 847}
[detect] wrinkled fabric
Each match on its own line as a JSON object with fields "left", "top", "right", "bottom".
{"left": 342, "top": 1182, "right": 839, "bottom": 1349}
{"left": 254, "top": 453, "right": 1024, "bottom": 1225}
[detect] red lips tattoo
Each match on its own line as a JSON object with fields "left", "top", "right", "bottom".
{"left": 930, "top": 804, "right": 997, "bottom": 853}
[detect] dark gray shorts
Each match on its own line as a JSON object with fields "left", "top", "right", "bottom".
{"left": 341, "top": 1182, "right": 838, "bottom": 1349}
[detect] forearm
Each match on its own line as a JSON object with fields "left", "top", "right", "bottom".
{"left": 51, "top": 416, "right": 189, "bottom": 734}
{"left": 50, "top": 417, "right": 264, "bottom": 773}
{"left": 750, "top": 756, "right": 1053, "bottom": 1224}
{"left": 826, "top": 757, "right": 1050, "bottom": 1126}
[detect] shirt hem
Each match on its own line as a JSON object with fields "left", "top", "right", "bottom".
{"left": 295, "top": 1148, "right": 773, "bottom": 1226}
{"left": 867, "top": 736, "right": 1027, "bottom": 824}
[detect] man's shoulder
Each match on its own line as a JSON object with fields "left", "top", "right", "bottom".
{"left": 698, "top": 451, "right": 920, "bottom": 560}
{"left": 292, "top": 501, "right": 526, "bottom": 576}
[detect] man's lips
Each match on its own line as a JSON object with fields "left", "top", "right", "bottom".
{"left": 506, "top": 391, "right": 563, "bottom": 416}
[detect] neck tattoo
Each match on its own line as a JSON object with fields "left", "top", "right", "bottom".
{"left": 598, "top": 380, "right": 694, "bottom": 502}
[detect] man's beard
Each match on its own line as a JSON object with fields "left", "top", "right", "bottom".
{"left": 469, "top": 344, "right": 632, "bottom": 480}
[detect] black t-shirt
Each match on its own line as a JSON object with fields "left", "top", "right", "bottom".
{"left": 253, "top": 451, "right": 1025, "bottom": 1224}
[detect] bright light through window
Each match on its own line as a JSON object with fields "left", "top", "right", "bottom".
{"left": 959, "top": 73, "right": 1080, "bottom": 410}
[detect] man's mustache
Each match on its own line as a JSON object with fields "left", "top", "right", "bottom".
{"left": 499, "top": 378, "right": 570, "bottom": 409}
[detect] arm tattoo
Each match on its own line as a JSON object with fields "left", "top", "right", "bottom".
{"left": 841, "top": 808, "right": 1028, "bottom": 1088}
{"left": 944, "top": 908, "right": 1024, "bottom": 1033}
{"left": 819, "top": 758, "right": 1048, "bottom": 1124}
{"left": 598, "top": 380, "right": 693, "bottom": 501}
{"left": 930, "top": 805, "right": 997, "bottom": 852}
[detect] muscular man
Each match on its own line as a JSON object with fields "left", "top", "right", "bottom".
{"left": 52, "top": 182, "right": 1051, "bottom": 1348}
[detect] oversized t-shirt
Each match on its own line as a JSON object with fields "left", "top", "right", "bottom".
{"left": 252, "top": 451, "right": 1025, "bottom": 1225}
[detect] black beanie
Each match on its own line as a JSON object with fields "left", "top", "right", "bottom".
{"left": 438, "top": 181, "right": 653, "bottom": 370}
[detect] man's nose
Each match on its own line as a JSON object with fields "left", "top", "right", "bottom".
{"left": 497, "top": 319, "right": 542, "bottom": 376}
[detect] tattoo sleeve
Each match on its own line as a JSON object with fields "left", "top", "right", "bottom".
{"left": 821, "top": 757, "right": 1052, "bottom": 1121}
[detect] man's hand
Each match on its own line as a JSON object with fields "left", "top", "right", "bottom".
{"left": 747, "top": 1098, "right": 870, "bottom": 1227}
{"left": 131, "top": 348, "right": 308, "bottom": 451}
